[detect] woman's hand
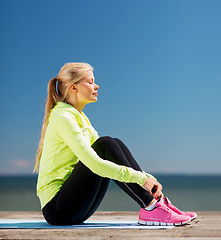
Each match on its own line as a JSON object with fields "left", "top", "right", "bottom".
{"left": 142, "top": 177, "right": 163, "bottom": 198}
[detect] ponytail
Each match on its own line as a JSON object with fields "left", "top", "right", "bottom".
{"left": 33, "top": 77, "right": 61, "bottom": 172}
{"left": 33, "top": 62, "right": 93, "bottom": 173}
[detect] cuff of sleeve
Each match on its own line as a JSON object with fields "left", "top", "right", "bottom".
{"left": 133, "top": 170, "right": 146, "bottom": 186}
{"left": 142, "top": 170, "right": 157, "bottom": 180}
{"left": 139, "top": 174, "right": 147, "bottom": 186}
{"left": 125, "top": 167, "right": 147, "bottom": 186}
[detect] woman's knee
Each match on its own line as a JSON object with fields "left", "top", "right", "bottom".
{"left": 113, "top": 138, "right": 123, "bottom": 145}
{"left": 93, "top": 136, "right": 126, "bottom": 150}
{"left": 92, "top": 136, "right": 115, "bottom": 157}
{"left": 93, "top": 136, "right": 115, "bottom": 148}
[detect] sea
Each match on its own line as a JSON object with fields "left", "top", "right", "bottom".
{"left": 0, "top": 174, "right": 221, "bottom": 212}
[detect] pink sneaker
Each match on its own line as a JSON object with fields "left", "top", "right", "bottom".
{"left": 164, "top": 197, "right": 197, "bottom": 220}
{"left": 138, "top": 199, "right": 191, "bottom": 226}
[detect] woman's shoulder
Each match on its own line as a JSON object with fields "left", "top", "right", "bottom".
{"left": 50, "top": 102, "right": 78, "bottom": 117}
{"left": 49, "top": 102, "right": 84, "bottom": 126}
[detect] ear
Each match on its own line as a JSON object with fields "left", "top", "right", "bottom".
{"left": 70, "top": 84, "right": 78, "bottom": 92}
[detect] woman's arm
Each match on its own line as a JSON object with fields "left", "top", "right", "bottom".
{"left": 142, "top": 170, "right": 156, "bottom": 180}
{"left": 54, "top": 113, "right": 147, "bottom": 186}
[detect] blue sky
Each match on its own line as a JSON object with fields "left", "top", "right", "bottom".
{"left": 0, "top": 0, "right": 220, "bottom": 175}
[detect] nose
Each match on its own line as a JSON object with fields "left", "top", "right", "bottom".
{"left": 95, "top": 83, "right": 99, "bottom": 90}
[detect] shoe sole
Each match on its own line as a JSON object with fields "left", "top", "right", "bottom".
{"left": 190, "top": 213, "right": 197, "bottom": 221}
{"left": 138, "top": 218, "right": 191, "bottom": 226}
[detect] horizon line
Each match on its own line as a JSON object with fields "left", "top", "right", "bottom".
{"left": 0, "top": 172, "right": 221, "bottom": 177}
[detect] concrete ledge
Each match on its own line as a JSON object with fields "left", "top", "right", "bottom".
{"left": 0, "top": 211, "right": 221, "bottom": 239}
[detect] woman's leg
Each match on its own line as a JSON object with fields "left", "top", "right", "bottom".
{"left": 43, "top": 136, "right": 153, "bottom": 225}
{"left": 92, "top": 136, "right": 154, "bottom": 209}
{"left": 113, "top": 138, "right": 143, "bottom": 171}
{"left": 42, "top": 161, "right": 109, "bottom": 225}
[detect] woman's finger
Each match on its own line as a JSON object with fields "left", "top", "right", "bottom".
{"left": 152, "top": 187, "right": 161, "bottom": 198}
{"left": 152, "top": 183, "right": 163, "bottom": 198}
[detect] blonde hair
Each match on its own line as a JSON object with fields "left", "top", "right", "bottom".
{"left": 33, "top": 62, "right": 93, "bottom": 172}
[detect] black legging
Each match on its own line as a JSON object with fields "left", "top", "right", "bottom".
{"left": 42, "top": 136, "right": 154, "bottom": 225}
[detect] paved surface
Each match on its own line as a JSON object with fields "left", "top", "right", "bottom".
{"left": 0, "top": 211, "right": 221, "bottom": 239}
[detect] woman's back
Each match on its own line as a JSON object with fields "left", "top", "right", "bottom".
{"left": 37, "top": 101, "right": 98, "bottom": 208}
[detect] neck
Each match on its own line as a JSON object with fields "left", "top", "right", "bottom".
{"left": 65, "top": 93, "right": 87, "bottom": 113}
{"left": 65, "top": 99, "right": 86, "bottom": 113}
{"left": 72, "top": 102, "right": 86, "bottom": 113}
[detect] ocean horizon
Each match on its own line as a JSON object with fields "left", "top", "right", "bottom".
{"left": 1, "top": 174, "right": 221, "bottom": 212}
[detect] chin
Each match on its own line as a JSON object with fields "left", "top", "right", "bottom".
{"left": 88, "top": 98, "right": 97, "bottom": 103}
{"left": 92, "top": 97, "right": 98, "bottom": 102}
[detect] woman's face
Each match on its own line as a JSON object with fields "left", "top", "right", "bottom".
{"left": 74, "top": 70, "right": 99, "bottom": 104}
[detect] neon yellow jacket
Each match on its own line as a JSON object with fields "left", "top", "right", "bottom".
{"left": 37, "top": 102, "right": 152, "bottom": 208}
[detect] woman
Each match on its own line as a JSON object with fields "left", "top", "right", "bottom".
{"left": 34, "top": 62, "right": 196, "bottom": 226}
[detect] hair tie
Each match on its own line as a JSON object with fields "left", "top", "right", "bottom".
{"left": 55, "top": 77, "right": 64, "bottom": 101}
